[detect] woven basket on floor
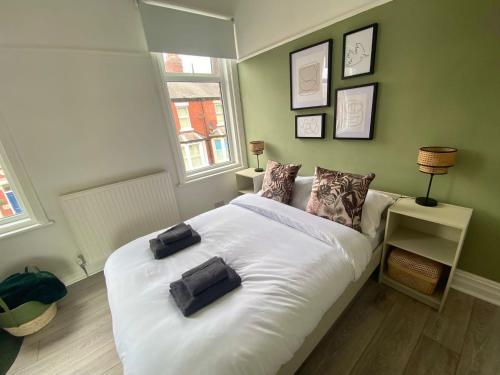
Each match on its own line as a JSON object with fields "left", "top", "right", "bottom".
{"left": 387, "top": 247, "right": 443, "bottom": 295}
{"left": 0, "top": 298, "right": 57, "bottom": 337}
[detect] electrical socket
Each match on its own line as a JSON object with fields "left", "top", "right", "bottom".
{"left": 76, "top": 254, "right": 87, "bottom": 267}
{"left": 76, "top": 254, "right": 89, "bottom": 277}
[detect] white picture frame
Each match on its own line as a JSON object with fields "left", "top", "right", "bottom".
{"left": 290, "top": 40, "right": 332, "bottom": 110}
{"left": 334, "top": 83, "right": 378, "bottom": 140}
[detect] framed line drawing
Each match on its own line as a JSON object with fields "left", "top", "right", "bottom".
{"left": 342, "top": 23, "right": 378, "bottom": 79}
{"left": 334, "top": 83, "right": 378, "bottom": 140}
{"left": 290, "top": 39, "right": 333, "bottom": 110}
{"left": 295, "top": 114, "right": 326, "bottom": 139}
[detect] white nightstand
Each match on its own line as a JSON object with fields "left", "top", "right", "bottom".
{"left": 235, "top": 168, "right": 265, "bottom": 195}
{"left": 379, "top": 197, "right": 473, "bottom": 312}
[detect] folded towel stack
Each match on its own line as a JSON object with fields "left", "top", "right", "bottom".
{"left": 149, "top": 223, "right": 201, "bottom": 259}
{"left": 170, "top": 257, "right": 241, "bottom": 317}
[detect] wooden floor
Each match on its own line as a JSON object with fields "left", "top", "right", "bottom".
{"left": 7, "top": 272, "right": 500, "bottom": 375}
{"left": 7, "top": 273, "right": 121, "bottom": 375}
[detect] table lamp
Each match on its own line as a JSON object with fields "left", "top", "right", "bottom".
{"left": 416, "top": 146, "right": 457, "bottom": 207}
{"left": 249, "top": 141, "right": 265, "bottom": 172}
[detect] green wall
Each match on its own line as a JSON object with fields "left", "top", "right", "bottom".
{"left": 238, "top": 0, "right": 500, "bottom": 282}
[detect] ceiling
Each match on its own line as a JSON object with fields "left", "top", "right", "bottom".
{"left": 165, "top": 0, "right": 392, "bottom": 59}
{"left": 159, "top": 0, "right": 238, "bottom": 18}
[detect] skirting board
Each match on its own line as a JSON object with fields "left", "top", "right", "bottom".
{"left": 60, "top": 264, "right": 103, "bottom": 287}
{"left": 452, "top": 269, "right": 500, "bottom": 307}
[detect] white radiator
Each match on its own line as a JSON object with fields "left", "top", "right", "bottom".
{"left": 60, "top": 172, "right": 180, "bottom": 271}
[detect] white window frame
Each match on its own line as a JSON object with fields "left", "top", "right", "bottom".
{"left": 174, "top": 102, "right": 193, "bottom": 131}
{"left": 213, "top": 100, "right": 225, "bottom": 126}
{"left": 181, "top": 141, "right": 209, "bottom": 171}
{"left": 211, "top": 137, "right": 229, "bottom": 164}
{"left": 0, "top": 118, "right": 51, "bottom": 239}
{"left": 152, "top": 54, "right": 246, "bottom": 184}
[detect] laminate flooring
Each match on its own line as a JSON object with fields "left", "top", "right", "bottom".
{"left": 8, "top": 272, "right": 500, "bottom": 375}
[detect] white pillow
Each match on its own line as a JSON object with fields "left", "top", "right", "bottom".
{"left": 269, "top": 178, "right": 394, "bottom": 238}
{"left": 361, "top": 190, "right": 395, "bottom": 238}
{"left": 290, "top": 176, "right": 314, "bottom": 211}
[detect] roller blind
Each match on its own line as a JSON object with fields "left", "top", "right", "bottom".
{"left": 138, "top": 2, "right": 237, "bottom": 59}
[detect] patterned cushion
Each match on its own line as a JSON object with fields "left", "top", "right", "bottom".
{"left": 306, "top": 167, "right": 375, "bottom": 231}
{"left": 261, "top": 160, "right": 301, "bottom": 204}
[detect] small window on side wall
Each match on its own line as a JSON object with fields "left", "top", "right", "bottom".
{"left": 0, "top": 129, "right": 50, "bottom": 238}
{"left": 0, "top": 167, "right": 24, "bottom": 221}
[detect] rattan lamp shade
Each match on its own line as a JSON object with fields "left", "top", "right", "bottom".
{"left": 249, "top": 141, "right": 264, "bottom": 155}
{"left": 415, "top": 146, "right": 458, "bottom": 207}
{"left": 417, "top": 147, "right": 457, "bottom": 175}
{"left": 249, "top": 141, "right": 265, "bottom": 172}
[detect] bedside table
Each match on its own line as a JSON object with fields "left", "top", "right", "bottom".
{"left": 379, "top": 197, "right": 473, "bottom": 312}
{"left": 235, "top": 168, "right": 265, "bottom": 195}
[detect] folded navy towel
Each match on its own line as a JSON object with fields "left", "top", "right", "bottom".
{"left": 158, "top": 223, "right": 192, "bottom": 245}
{"left": 170, "top": 266, "right": 241, "bottom": 317}
{"left": 182, "top": 256, "right": 226, "bottom": 278}
{"left": 183, "top": 258, "right": 228, "bottom": 296}
{"left": 150, "top": 229, "right": 201, "bottom": 259}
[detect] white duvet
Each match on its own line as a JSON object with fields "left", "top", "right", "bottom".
{"left": 104, "top": 194, "right": 372, "bottom": 375}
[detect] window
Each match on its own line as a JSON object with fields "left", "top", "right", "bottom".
{"left": 174, "top": 102, "right": 192, "bottom": 131}
{"left": 164, "top": 54, "right": 214, "bottom": 75}
{"left": 214, "top": 100, "right": 225, "bottom": 125}
{"left": 0, "top": 168, "right": 23, "bottom": 221}
{"left": 181, "top": 142, "right": 209, "bottom": 171}
{"left": 0, "top": 132, "right": 50, "bottom": 238}
{"left": 156, "top": 53, "right": 244, "bottom": 181}
{"left": 211, "top": 138, "right": 229, "bottom": 164}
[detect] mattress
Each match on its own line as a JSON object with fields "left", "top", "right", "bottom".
{"left": 104, "top": 194, "right": 373, "bottom": 375}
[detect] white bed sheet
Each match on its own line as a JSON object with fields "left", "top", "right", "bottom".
{"left": 104, "top": 194, "right": 372, "bottom": 375}
{"left": 366, "top": 218, "right": 386, "bottom": 250}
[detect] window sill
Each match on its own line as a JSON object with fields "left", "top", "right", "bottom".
{"left": 0, "top": 220, "right": 54, "bottom": 241}
{"left": 178, "top": 163, "right": 245, "bottom": 187}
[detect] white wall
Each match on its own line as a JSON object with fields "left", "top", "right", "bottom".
{"left": 0, "top": 0, "right": 238, "bottom": 284}
{"left": 234, "top": 0, "right": 392, "bottom": 60}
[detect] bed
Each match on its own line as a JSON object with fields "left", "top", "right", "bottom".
{"left": 104, "top": 193, "right": 393, "bottom": 375}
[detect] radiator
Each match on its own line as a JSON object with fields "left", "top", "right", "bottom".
{"left": 60, "top": 172, "right": 180, "bottom": 271}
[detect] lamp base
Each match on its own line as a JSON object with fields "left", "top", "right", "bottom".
{"left": 415, "top": 196, "right": 438, "bottom": 207}
{"left": 254, "top": 168, "right": 264, "bottom": 172}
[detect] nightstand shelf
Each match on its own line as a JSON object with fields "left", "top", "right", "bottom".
{"left": 381, "top": 271, "right": 443, "bottom": 309}
{"left": 385, "top": 227, "right": 457, "bottom": 266}
{"left": 379, "top": 197, "right": 472, "bottom": 312}
{"left": 235, "top": 168, "right": 265, "bottom": 195}
{"left": 388, "top": 197, "right": 471, "bottom": 229}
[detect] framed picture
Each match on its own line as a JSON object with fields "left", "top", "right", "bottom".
{"left": 295, "top": 114, "right": 326, "bottom": 139}
{"left": 290, "top": 39, "right": 332, "bottom": 110}
{"left": 342, "top": 23, "right": 378, "bottom": 79}
{"left": 334, "top": 83, "right": 378, "bottom": 140}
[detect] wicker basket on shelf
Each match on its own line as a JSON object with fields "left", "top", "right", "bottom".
{"left": 387, "top": 247, "right": 443, "bottom": 295}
